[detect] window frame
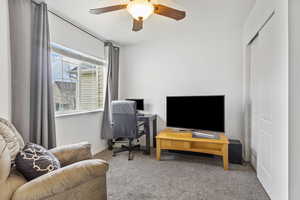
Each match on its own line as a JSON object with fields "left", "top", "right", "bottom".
{"left": 50, "top": 43, "right": 107, "bottom": 117}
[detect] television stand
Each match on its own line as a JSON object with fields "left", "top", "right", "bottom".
{"left": 156, "top": 128, "right": 229, "bottom": 170}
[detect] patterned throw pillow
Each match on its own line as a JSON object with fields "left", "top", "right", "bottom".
{"left": 15, "top": 143, "right": 61, "bottom": 181}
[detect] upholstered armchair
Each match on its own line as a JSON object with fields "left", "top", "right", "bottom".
{"left": 0, "top": 118, "right": 108, "bottom": 200}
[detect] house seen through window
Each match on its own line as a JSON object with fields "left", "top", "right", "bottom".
{"left": 51, "top": 45, "right": 105, "bottom": 114}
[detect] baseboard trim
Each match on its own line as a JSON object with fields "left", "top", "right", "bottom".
{"left": 93, "top": 147, "right": 109, "bottom": 157}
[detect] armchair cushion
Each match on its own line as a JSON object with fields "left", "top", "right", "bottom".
{"left": 0, "top": 118, "right": 25, "bottom": 162}
{"left": 49, "top": 142, "right": 92, "bottom": 167}
{"left": 12, "top": 159, "right": 109, "bottom": 200}
{"left": 0, "top": 136, "right": 11, "bottom": 183}
{"left": 0, "top": 169, "right": 27, "bottom": 200}
{"left": 15, "top": 143, "right": 61, "bottom": 181}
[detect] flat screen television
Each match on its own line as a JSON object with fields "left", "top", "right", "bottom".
{"left": 166, "top": 96, "right": 225, "bottom": 132}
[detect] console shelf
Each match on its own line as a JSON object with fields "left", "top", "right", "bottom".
{"left": 156, "top": 128, "right": 229, "bottom": 170}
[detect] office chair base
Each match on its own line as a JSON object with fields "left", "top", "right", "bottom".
{"left": 108, "top": 139, "right": 114, "bottom": 150}
{"left": 112, "top": 144, "right": 141, "bottom": 160}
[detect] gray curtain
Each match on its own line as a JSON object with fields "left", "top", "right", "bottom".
{"left": 9, "top": 0, "right": 32, "bottom": 144}
{"left": 101, "top": 42, "right": 120, "bottom": 139}
{"left": 9, "top": 0, "right": 56, "bottom": 149}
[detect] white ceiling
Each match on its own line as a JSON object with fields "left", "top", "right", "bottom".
{"left": 46, "top": 0, "right": 255, "bottom": 45}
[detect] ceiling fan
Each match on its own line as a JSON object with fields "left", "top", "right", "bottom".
{"left": 89, "top": 0, "right": 186, "bottom": 32}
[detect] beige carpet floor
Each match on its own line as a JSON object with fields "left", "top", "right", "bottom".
{"left": 95, "top": 150, "right": 270, "bottom": 200}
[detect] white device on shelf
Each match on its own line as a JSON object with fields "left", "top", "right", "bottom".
{"left": 192, "top": 131, "right": 217, "bottom": 139}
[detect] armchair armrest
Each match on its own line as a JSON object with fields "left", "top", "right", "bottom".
{"left": 49, "top": 142, "right": 92, "bottom": 166}
{"left": 12, "top": 159, "right": 108, "bottom": 200}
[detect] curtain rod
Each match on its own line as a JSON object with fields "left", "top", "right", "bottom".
{"left": 47, "top": 9, "right": 107, "bottom": 43}
{"left": 31, "top": 0, "right": 108, "bottom": 44}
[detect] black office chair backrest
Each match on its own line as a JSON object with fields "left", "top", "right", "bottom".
{"left": 111, "top": 100, "right": 138, "bottom": 139}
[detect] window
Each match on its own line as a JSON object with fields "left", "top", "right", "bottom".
{"left": 51, "top": 45, "right": 105, "bottom": 115}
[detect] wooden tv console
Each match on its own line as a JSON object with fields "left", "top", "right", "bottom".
{"left": 156, "top": 128, "right": 229, "bottom": 170}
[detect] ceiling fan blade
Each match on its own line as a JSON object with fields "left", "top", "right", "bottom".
{"left": 154, "top": 4, "right": 186, "bottom": 20}
{"left": 132, "top": 18, "right": 143, "bottom": 32}
{"left": 89, "top": 4, "right": 127, "bottom": 15}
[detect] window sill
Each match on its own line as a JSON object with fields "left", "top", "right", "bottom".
{"left": 55, "top": 109, "right": 104, "bottom": 118}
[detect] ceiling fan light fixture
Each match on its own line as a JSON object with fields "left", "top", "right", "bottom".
{"left": 127, "top": 0, "right": 154, "bottom": 21}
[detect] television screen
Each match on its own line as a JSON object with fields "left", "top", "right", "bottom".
{"left": 166, "top": 96, "right": 225, "bottom": 132}
{"left": 126, "top": 99, "right": 144, "bottom": 111}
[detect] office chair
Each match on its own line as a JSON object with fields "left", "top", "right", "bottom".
{"left": 111, "top": 100, "right": 145, "bottom": 160}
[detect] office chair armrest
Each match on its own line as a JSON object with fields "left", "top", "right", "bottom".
{"left": 12, "top": 159, "right": 108, "bottom": 200}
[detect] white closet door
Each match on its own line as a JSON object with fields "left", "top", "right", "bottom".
{"left": 250, "top": 14, "right": 288, "bottom": 199}
{"left": 255, "top": 19, "right": 273, "bottom": 197}
{"left": 250, "top": 36, "right": 260, "bottom": 170}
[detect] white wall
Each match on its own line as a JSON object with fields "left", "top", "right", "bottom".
{"left": 243, "top": 0, "right": 288, "bottom": 199}
{"left": 289, "top": 0, "right": 300, "bottom": 199}
{"left": 55, "top": 112, "right": 106, "bottom": 155}
{"left": 48, "top": 12, "right": 105, "bottom": 60}
{"left": 48, "top": 12, "right": 107, "bottom": 154}
{"left": 0, "top": 0, "right": 11, "bottom": 120}
{"left": 120, "top": 29, "right": 244, "bottom": 140}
